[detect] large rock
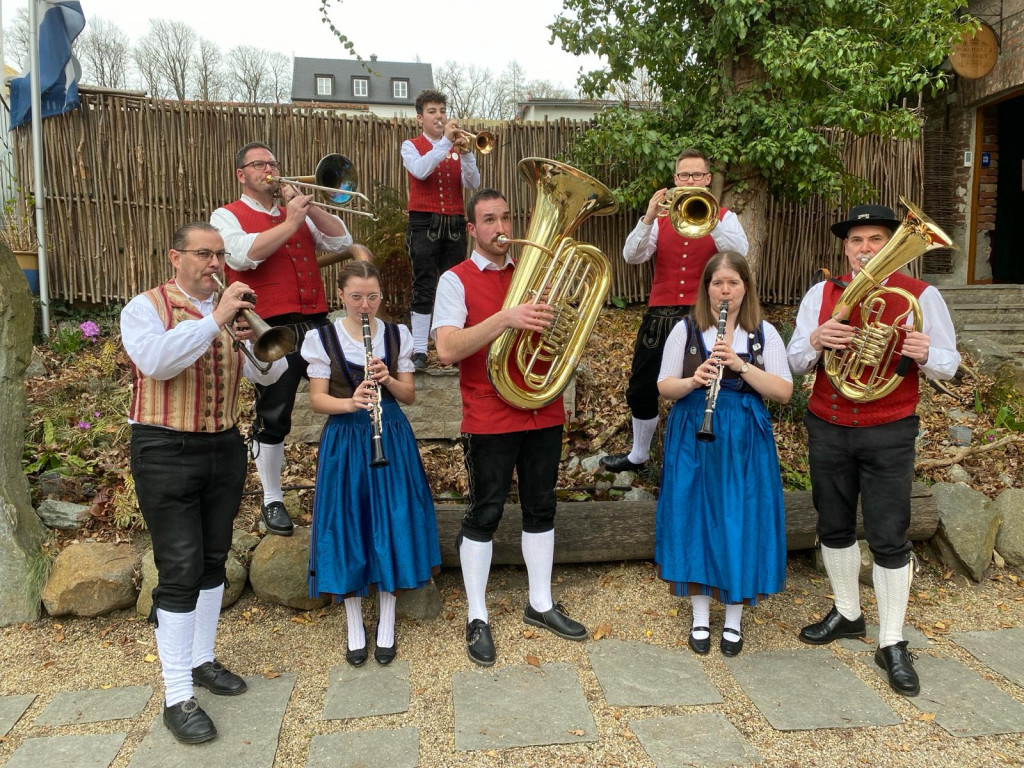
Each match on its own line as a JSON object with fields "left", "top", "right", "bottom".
{"left": 35, "top": 499, "right": 91, "bottom": 530}
{"left": 992, "top": 487, "right": 1024, "bottom": 567}
{"left": 396, "top": 580, "right": 443, "bottom": 620}
{"left": 41, "top": 542, "right": 139, "bottom": 617}
{"left": 930, "top": 482, "right": 1001, "bottom": 582}
{"left": 249, "top": 528, "right": 329, "bottom": 610}
{"left": 136, "top": 548, "right": 249, "bottom": 618}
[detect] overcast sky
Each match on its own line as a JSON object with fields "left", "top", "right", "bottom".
{"left": 1, "top": 0, "right": 605, "bottom": 90}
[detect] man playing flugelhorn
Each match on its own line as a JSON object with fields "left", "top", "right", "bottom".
{"left": 787, "top": 203, "right": 959, "bottom": 696}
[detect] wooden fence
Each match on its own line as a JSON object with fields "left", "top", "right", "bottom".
{"left": 12, "top": 93, "right": 922, "bottom": 307}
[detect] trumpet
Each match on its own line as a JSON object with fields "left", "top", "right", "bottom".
{"left": 210, "top": 274, "right": 296, "bottom": 374}
{"left": 696, "top": 301, "right": 729, "bottom": 443}
{"left": 268, "top": 154, "right": 378, "bottom": 220}
{"left": 454, "top": 129, "right": 496, "bottom": 154}
{"left": 658, "top": 186, "right": 720, "bottom": 239}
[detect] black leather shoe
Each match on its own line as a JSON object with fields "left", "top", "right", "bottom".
{"left": 524, "top": 602, "right": 587, "bottom": 641}
{"left": 260, "top": 501, "right": 294, "bottom": 536}
{"left": 346, "top": 623, "right": 368, "bottom": 667}
{"left": 688, "top": 626, "right": 711, "bottom": 655}
{"left": 720, "top": 630, "right": 744, "bottom": 657}
{"left": 798, "top": 605, "right": 866, "bottom": 645}
{"left": 466, "top": 619, "right": 496, "bottom": 667}
{"left": 599, "top": 453, "right": 647, "bottom": 473}
{"left": 411, "top": 352, "right": 428, "bottom": 371}
{"left": 163, "top": 698, "right": 217, "bottom": 744}
{"left": 192, "top": 660, "right": 247, "bottom": 696}
{"left": 875, "top": 641, "right": 920, "bottom": 697}
{"left": 374, "top": 622, "right": 397, "bottom": 666}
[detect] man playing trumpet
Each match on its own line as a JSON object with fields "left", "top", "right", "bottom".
{"left": 211, "top": 142, "right": 352, "bottom": 536}
{"left": 402, "top": 88, "right": 481, "bottom": 370}
{"left": 787, "top": 204, "right": 959, "bottom": 696}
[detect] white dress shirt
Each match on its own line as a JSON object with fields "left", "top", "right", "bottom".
{"left": 430, "top": 251, "right": 514, "bottom": 335}
{"left": 401, "top": 134, "right": 481, "bottom": 191}
{"left": 659, "top": 321, "right": 792, "bottom": 383}
{"left": 302, "top": 319, "right": 415, "bottom": 380}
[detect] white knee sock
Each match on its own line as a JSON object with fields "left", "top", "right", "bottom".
{"left": 254, "top": 441, "right": 284, "bottom": 506}
{"left": 522, "top": 530, "right": 555, "bottom": 613}
{"left": 344, "top": 597, "right": 365, "bottom": 650}
{"left": 821, "top": 543, "right": 863, "bottom": 620}
{"left": 628, "top": 416, "right": 659, "bottom": 464}
{"left": 460, "top": 538, "right": 493, "bottom": 623}
{"left": 411, "top": 312, "right": 431, "bottom": 355}
{"left": 155, "top": 608, "right": 196, "bottom": 707}
{"left": 376, "top": 591, "right": 397, "bottom": 647}
{"left": 724, "top": 603, "right": 744, "bottom": 639}
{"left": 690, "top": 594, "right": 711, "bottom": 640}
{"left": 191, "top": 584, "right": 224, "bottom": 668}
{"left": 874, "top": 563, "right": 912, "bottom": 648}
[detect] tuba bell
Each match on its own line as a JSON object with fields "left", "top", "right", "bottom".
{"left": 823, "top": 197, "right": 958, "bottom": 402}
{"left": 486, "top": 158, "right": 619, "bottom": 409}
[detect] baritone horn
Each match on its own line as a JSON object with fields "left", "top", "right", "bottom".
{"left": 823, "top": 197, "right": 958, "bottom": 403}
{"left": 211, "top": 274, "right": 296, "bottom": 374}
{"left": 658, "top": 186, "right": 720, "bottom": 239}
{"left": 486, "top": 158, "right": 619, "bottom": 409}
{"left": 269, "top": 154, "right": 378, "bottom": 220}
{"left": 455, "top": 129, "right": 496, "bottom": 154}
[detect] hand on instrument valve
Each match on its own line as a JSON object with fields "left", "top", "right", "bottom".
{"left": 710, "top": 338, "right": 744, "bottom": 373}
{"left": 213, "top": 278, "right": 255, "bottom": 329}
{"left": 350, "top": 378, "right": 378, "bottom": 413}
{"left": 233, "top": 317, "right": 255, "bottom": 343}
{"left": 812, "top": 318, "right": 856, "bottom": 352}
{"left": 503, "top": 301, "right": 554, "bottom": 333}
{"left": 444, "top": 119, "right": 463, "bottom": 145}
{"left": 365, "top": 356, "right": 392, "bottom": 388}
{"left": 283, "top": 187, "right": 314, "bottom": 227}
{"left": 643, "top": 188, "right": 669, "bottom": 225}
{"left": 900, "top": 327, "right": 931, "bottom": 364}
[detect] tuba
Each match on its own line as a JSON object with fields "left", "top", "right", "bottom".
{"left": 823, "top": 197, "right": 957, "bottom": 402}
{"left": 486, "top": 158, "right": 619, "bottom": 409}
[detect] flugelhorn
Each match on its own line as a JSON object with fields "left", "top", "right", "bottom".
{"left": 268, "top": 154, "right": 378, "bottom": 220}
{"left": 211, "top": 274, "right": 296, "bottom": 374}
{"left": 659, "top": 186, "right": 720, "bottom": 239}
{"left": 455, "top": 129, "right": 496, "bottom": 154}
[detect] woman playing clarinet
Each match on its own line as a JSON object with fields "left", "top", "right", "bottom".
{"left": 300, "top": 260, "right": 440, "bottom": 667}
{"left": 655, "top": 251, "right": 792, "bottom": 657}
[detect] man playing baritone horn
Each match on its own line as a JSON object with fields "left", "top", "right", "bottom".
{"left": 121, "top": 223, "right": 287, "bottom": 743}
{"left": 787, "top": 204, "right": 959, "bottom": 696}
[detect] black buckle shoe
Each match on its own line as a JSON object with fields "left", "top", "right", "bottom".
{"left": 192, "top": 660, "right": 247, "bottom": 696}
{"left": 346, "top": 623, "right": 368, "bottom": 667}
{"left": 688, "top": 626, "right": 711, "bottom": 655}
{"left": 466, "top": 619, "right": 496, "bottom": 667}
{"left": 163, "top": 698, "right": 217, "bottom": 744}
{"left": 720, "top": 629, "right": 744, "bottom": 657}
{"left": 599, "top": 453, "right": 647, "bottom": 473}
{"left": 875, "top": 641, "right": 920, "bottom": 697}
{"left": 798, "top": 605, "right": 866, "bottom": 645}
{"left": 524, "top": 602, "right": 587, "bottom": 641}
{"left": 260, "top": 501, "right": 294, "bottom": 536}
{"left": 374, "top": 621, "right": 397, "bottom": 666}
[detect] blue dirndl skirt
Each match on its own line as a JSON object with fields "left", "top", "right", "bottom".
{"left": 308, "top": 399, "right": 441, "bottom": 598}
{"left": 655, "top": 388, "right": 787, "bottom": 605}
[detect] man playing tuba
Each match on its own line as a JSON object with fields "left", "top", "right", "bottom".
{"left": 787, "top": 203, "right": 960, "bottom": 697}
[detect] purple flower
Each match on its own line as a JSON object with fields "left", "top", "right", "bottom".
{"left": 77, "top": 420, "right": 91, "bottom": 429}
{"left": 94, "top": 411, "right": 101, "bottom": 418}
{"left": 79, "top": 321, "right": 100, "bottom": 341}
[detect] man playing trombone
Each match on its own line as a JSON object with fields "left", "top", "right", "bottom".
{"left": 211, "top": 142, "right": 352, "bottom": 536}
{"left": 402, "top": 88, "right": 481, "bottom": 370}
{"left": 601, "top": 149, "right": 748, "bottom": 474}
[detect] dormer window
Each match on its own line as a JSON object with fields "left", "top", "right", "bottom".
{"left": 392, "top": 79, "right": 408, "bottom": 99}
{"left": 353, "top": 77, "right": 368, "bottom": 98}
{"left": 316, "top": 76, "right": 333, "bottom": 96}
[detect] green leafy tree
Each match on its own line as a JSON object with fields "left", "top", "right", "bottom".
{"left": 550, "top": 0, "right": 975, "bottom": 269}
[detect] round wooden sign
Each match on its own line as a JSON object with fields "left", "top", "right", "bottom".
{"left": 949, "top": 22, "right": 1000, "bottom": 79}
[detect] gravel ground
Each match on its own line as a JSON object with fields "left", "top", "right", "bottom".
{"left": 2, "top": 549, "right": 1023, "bottom": 767}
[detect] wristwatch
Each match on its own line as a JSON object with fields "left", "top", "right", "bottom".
{"left": 739, "top": 363, "right": 749, "bottom": 374}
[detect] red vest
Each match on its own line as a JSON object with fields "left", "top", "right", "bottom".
{"left": 222, "top": 200, "right": 327, "bottom": 318}
{"left": 406, "top": 134, "right": 467, "bottom": 216}
{"left": 647, "top": 208, "right": 729, "bottom": 307}
{"left": 129, "top": 281, "right": 243, "bottom": 433}
{"left": 808, "top": 272, "right": 926, "bottom": 427}
{"left": 449, "top": 259, "right": 564, "bottom": 434}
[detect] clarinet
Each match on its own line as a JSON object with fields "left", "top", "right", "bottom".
{"left": 696, "top": 301, "right": 730, "bottom": 443}
{"left": 361, "top": 313, "right": 389, "bottom": 468}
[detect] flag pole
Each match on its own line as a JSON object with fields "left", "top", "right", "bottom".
{"left": 28, "top": 0, "right": 50, "bottom": 337}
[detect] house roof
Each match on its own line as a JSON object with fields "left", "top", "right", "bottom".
{"left": 291, "top": 57, "right": 434, "bottom": 105}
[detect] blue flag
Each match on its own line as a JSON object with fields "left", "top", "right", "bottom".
{"left": 9, "top": 0, "right": 87, "bottom": 130}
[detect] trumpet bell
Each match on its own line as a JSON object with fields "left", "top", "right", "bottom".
{"left": 243, "top": 310, "right": 296, "bottom": 363}
{"left": 315, "top": 154, "right": 358, "bottom": 206}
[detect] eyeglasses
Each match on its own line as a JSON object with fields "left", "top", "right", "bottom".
{"left": 240, "top": 160, "right": 280, "bottom": 171}
{"left": 178, "top": 249, "right": 230, "bottom": 260}
{"left": 675, "top": 171, "right": 709, "bottom": 181}
{"left": 346, "top": 293, "right": 382, "bottom": 303}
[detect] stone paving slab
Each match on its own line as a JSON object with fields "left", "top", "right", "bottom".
{"left": 587, "top": 638, "right": 722, "bottom": 707}
{"left": 36, "top": 685, "right": 153, "bottom": 726}
{"left": 4, "top": 733, "right": 127, "bottom": 768}
{"left": 453, "top": 661, "right": 597, "bottom": 751}
{"left": 0, "top": 694, "right": 35, "bottom": 737}
{"left": 306, "top": 727, "right": 419, "bottom": 768}
{"left": 631, "top": 713, "right": 762, "bottom": 768}
{"left": 128, "top": 673, "right": 295, "bottom": 768}
{"left": 836, "top": 625, "right": 931, "bottom": 652}
{"left": 322, "top": 660, "right": 410, "bottom": 720}
{"left": 725, "top": 650, "right": 900, "bottom": 731}
{"left": 867, "top": 654, "right": 1024, "bottom": 737}
{"left": 952, "top": 628, "right": 1024, "bottom": 689}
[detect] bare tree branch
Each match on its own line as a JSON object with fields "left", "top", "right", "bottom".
{"left": 78, "top": 17, "right": 131, "bottom": 89}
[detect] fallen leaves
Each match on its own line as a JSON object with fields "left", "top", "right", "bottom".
{"left": 592, "top": 623, "right": 613, "bottom": 640}
{"left": 525, "top": 655, "right": 541, "bottom": 668}
{"left": 143, "top": 653, "right": 158, "bottom": 663}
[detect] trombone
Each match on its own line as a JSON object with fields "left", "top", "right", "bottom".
{"left": 455, "top": 129, "right": 496, "bottom": 154}
{"left": 211, "top": 274, "right": 296, "bottom": 374}
{"left": 658, "top": 186, "right": 720, "bottom": 239}
{"left": 268, "top": 154, "right": 378, "bottom": 220}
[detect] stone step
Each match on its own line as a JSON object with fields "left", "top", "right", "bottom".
{"left": 939, "top": 285, "right": 1024, "bottom": 306}
{"left": 951, "top": 310, "right": 1024, "bottom": 325}
{"left": 962, "top": 323, "right": 1024, "bottom": 332}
